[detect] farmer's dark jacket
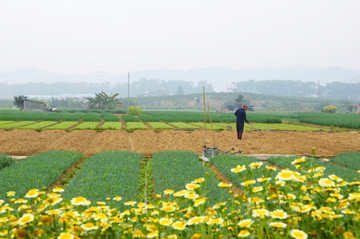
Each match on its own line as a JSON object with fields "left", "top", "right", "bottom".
{"left": 234, "top": 108, "right": 249, "bottom": 124}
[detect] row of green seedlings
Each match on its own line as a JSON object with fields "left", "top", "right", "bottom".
{"left": 0, "top": 150, "right": 233, "bottom": 210}
{"left": 0, "top": 151, "right": 83, "bottom": 202}
{"left": 2, "top": 109, "right": 360, "bottom": 129}
{"left": 0, "top": 110, "right": 121, "bottom": 122}
{"left": 267, "top": 154, "right": 360, "bottom": 182}
{"left": 0, "top": 121, "right": 123, "bottom": 130}
{"left": 210, "top": 152, "right": 360, "bottom": 191}
{"left": 152, "top": 151, "right": 231, "bottom": 205}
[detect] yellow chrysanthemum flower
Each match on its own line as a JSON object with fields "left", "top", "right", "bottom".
{"left": 231, "top": 165, "right": 246, "bottom": 173}
{"left": 218, "top": 182, "right": 232, "bottom": 188}
{"left": 172, "top": 221, "right": 187, "bottom": 230}
{"left": 237, "top": 219, "right": 254, "bottom": 228}
{"left": 187, "top": 216, "right": 205, "bottom": 225}
{"left": 132, "top": 230, "right": 145, "bottom": 238}
{"left": 14, "top": 199, "right": 28, "bottom": 204}
{"left": 58, "top": 232, "right": 74, "bottom": 239}
{"left": 25, "top": 189, "right": 40, "bottom": 198}
{"left": 343, "top": 232, "right": 355, "bottom": 239}
{"left": 291, "top": 157, "right": 306, "bottom": 165}
{"left": 159, "top": 218, "right": 172, "bottom": 226}
{"left": 17, "top": 213, "right": 34, "bottom": 225}
{"left": 186, "top": 183, "right": 200, "bottom": 191}
{"left": 252, "top": 209, "right": 269, "bottom": 218}
{"left": 319, "top": 178, "right": 335, "bottom": 187}
{"left": 164, "top": 189, "right": 174, "bottom": 195}
{"left": 238, "top": 230, "right": 250, "bottom": 237}
{"left": 124, "top": 201, "right": 136, "bottom": 206}
{"left": 194, "top": 198, "right": 207, "bottom": 207}
{"left": 161, "top": 205, "right": 175, "bottom": 213}
{"left": 185, "top": 193, "right": 199, "bottom": 200}
{"left": 269, "top": 222, "right": 287, "bottom": 228}
{"left": 194, "top": 178, "right": 205, "bottom": 183}
{"left": 249, "top": 162, "right": 263, "bottom": 169}
{"left": 81, "top": 222, "right": 99, "bottom": 231}
{"left": 173, "top": 190, "right": 189, "bottom": 197}
{"left": 207, "top": 217, "right": 224, "bottom": 225}
{"left": 147, "top": 230, "right": 159, "bottom": 238}
{"left": 113, "top": 196, "right": 122, "bottom": 201}
{"left": 290, "top": 229, "right": 308, "bottom": 239}
{"left": 277, "top": 170, "right": 294, "bottom": 181}
{"left": 71, "top": 196, "right": 91, "bottom": 206}
{"left": 6, "top": 191, "right": 15, "bottom": 197}
{"left": 53, "top": 187, "right": 64, "bottom": 193}
{"left": 252, "top": 186, "right": 263, "bottom": 193}
{"left": 270, "top": 209, "right": 288, "bottom": 219}
{"left": 241, "top": 180, "right": 256, "bottom": 187}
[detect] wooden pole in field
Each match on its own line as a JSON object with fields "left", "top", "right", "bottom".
{"left": 203, "top": 86, "right": 207, "bottom": 148}
{"left": 207, "top": 103, "right": 215, "bottom": 148}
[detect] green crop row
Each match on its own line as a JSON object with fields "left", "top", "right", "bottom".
{"left": 0, "top": 121, "right": 15, "bottom": 126}
{"left": 153, "top": 151, "right": 229, "bottom": 205}
{"left": 100, "top": 113, "right": 120, "bottom": 122}
{"left": 63, "top": 151, "right": 142, "bottom": 208}
{"left": 147, "top": 122, "right": 173, "bottom": 130}
{"left": 210, "top": 155, "right": 277, "bottom": 189}
{"left": 82, "top": 113, "right": 101, "bottom": 122}
{"left": 126, "top": 122, "right": 148, "bottom": 131}
{"left": 101, "top": 122, "right": 122, "bottom": 130}
{"left": 297, "top": 112, "right": 360, "bottom": 129}
{"left": 0, "top": 151, "right": 83, "bottom": 202}
{"left": 18, "top": 121, "right": 58, "bottom": 130}
{"left": 73, "top": 122, "right": 100, "bottom": 130}
{"left": 190, "top": 122, "right": 226, "bottom": 130}
{"left": 0, "top": 121, "right": 37, "bottom": 129}
{"left": 44, "top": 121, "right": 79, "bottom": 130}
{"left": 332, "top": 152, "right": 360, "bottom": 171}
{"left": 0, "top": 154, "right": 15, "bottom": 170}
{"left": 121, "top": 115, "right": 140, "bottom": 122}
{"left": 267, "top": 156, "right": 359, "bottom": 182}
{"left": 168, "top": 122, "right": 200, "bottom": 129}
{"left": 0, "top": 110, "right": 103, "bottom": 122}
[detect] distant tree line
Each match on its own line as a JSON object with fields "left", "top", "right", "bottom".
{"left": 0, "top": 79, "right": 213, "bottom": 99}
{"left": 231, "top": 80, "right": 360, "bottom": 100}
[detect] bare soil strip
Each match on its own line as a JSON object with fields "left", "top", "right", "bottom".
{"left": 0, "top": 129, "right": 359, "bottom": 156}
{"left": 115, "top": 114, "right": 127, "bottom": 130}
{"left": 47, "top": 157, "right": 87, "bottom": 191}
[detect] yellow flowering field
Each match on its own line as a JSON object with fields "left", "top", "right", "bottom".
{"left": 0, "top": 156, "right": 359, "bottom": 239}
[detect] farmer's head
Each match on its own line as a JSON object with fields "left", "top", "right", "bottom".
{"left": 242, "top": 104, "right": 248, "bottom": 110}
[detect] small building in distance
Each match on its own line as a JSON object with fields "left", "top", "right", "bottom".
{"left": 24, "top": 99, "right": 50, "bottom": 112}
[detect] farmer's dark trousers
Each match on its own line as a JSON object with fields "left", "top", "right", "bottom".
{"left": 236, "top": 123, "right": 244, "bottom": 140}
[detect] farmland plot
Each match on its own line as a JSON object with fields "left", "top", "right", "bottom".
{"left": 332, "top": 152, "right": 360, "bottom": 171}
{"left": 18, "top": 121, "right": 58, "bottom": 130}
{"left": 267, "top": 156, "right": 359, "bottom": 182}
{"left": 0, "top": 151, "right": 83, "bottom": 201}
{"left": 210, "top": 155, "right": 277, "bottom": 188}
{"left": 0, "top": 121, "right": 37, "bottom": 129}
{"left": 72, "top": 122, "right": 100, "bottom": 130}
{"left": 101, "top": 122, "right": 122, "bottom": 130}
{"left": 63, "top": 151, "right": 142, "bottom": 207}
{"left": 153, "top": 151, "right": 229, "bottom": 204}
{"left": 43, "top": 121, "right": 78, "bottom": 130}
{"left": 147, "top": 122, "right": 173, "bottom": 130}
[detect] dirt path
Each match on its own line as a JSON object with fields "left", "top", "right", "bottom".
{"left": 0, "top": 129, "right": 359, "bottom": 156}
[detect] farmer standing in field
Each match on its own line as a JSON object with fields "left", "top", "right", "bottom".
{"left": 234, "top": 104, "right": 250, "bottom": 140}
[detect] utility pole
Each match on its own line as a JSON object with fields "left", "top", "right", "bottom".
{"left": 127, "top": 72, "right": 130, "bottom": 110}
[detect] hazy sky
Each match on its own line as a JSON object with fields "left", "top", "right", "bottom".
{"left": 1, "top": 0, "right": 359, "bottom": 74}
